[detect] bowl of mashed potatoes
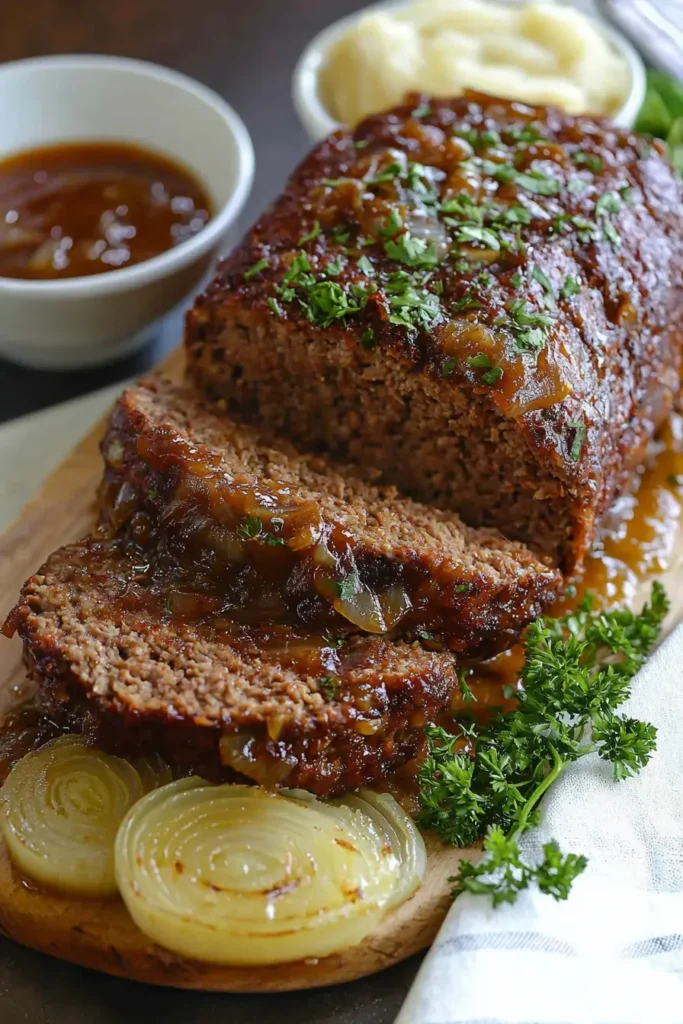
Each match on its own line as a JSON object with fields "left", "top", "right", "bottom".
{"left": 293, "top": 0, "right": 646, "bottom": 141}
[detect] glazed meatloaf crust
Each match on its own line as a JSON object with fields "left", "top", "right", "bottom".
{"left": 186, "top": 91, "right": 683, "bottom": 574}
{"left": 6, "top": 537, "right": 463, "bottom": 796}
{"left": 100, "top": 378, "right": 560, "bottom": 657}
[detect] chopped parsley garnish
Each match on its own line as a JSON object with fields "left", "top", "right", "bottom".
{"left": 467, "top": 352, "right": 503, "bottom": 386}
{"left": 419, "top": 583, "right": 668, "bottom": 906}
{"left": 417, "top": 629, "right": 436, "bottom": 641}
{"left": 573, "top": 150, "right": 603, "bottom": 173}
{"left": 568, "top": 419, "right": 586, "bottom": 462}
{"left": 381, "top": 207, "right": 404, "bottom": 237}
{"left": 267, "top": 297, "right": 282, "bottom": 317}
{"left": 531, "top": 265, "right": 554, "bottom": 300}
{"left": 595, "top": 191, "right": 621, "bottom": 217}
{"left": 238, "top": 514, "right": 262, "bottom": 539}
{"left": 567, "top": 176, "right": 589, "bottom": 195}
{"left": 244, "top": 258, "right": 268, "bottom": 281}
{"left": 441, "top": 357, "right": 457, "bottom": 378}
{"left": 602, "top": 221, "right": 622, "bottom": 247}
{"left": 263, "top": 534, "right": 286, "bottom": 547}
{"left": 369, "top": 161, "right": 403, "bottom": 185}
{"left": 411, "top": 102, "right": 432, "bottom": 119}
{"left": 475, "top": 159, "right": 561, "bottom": 196}
{"left": 354, "top": 139, "right": 369, "bottom": 149}
{"left": 318, "top": 676, "right": 340, "bottom": 700}
{"left": 452, "top": 290, "right": 483, "bottom": 313}
{"left": 238, "top": 514, "right": 286, "bottom": 546}
{"left": 362, "top": 328, "right": 376, "bottom": 350}
{"left": 511, "top": 271, "right": 523, "bottom": 289}
{"left": 331, "top": 224, "right": 351, "bottom": 244}
{"left": 560, "top": 275, "right": 581, "bottom": 299}
{"left": 458, "top": 671, "right": 476, "bottom": 704}
{"left": 507, "top": 124, "right": 546, "bottom": 145}
{"left": 456, "top": 224, "right": 500, "bottom": 251}
{"left": 384, "top": 232, "right": 439, "bottom": 268}
{"left": 571, "top": 215, "right": 598, "bottom": 244}
{"left": 335, "top": 569, "right": 361, "bottom": 601}
{"left": 509, "top": 298, "right": 553, "bottom": 329}
{"left": 467, "top": 352, "right": 493, "bottom": 368}
{"left": 298, "top": 220, "right": 321, "bottom": 245}
{"left": 357, "top": 254, "right": 375, "bottom": 276}
{"left": 385, "top": 270, "right": 443, "bottom": 331}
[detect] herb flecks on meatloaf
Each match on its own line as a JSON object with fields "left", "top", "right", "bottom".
{"left": 187, "top": 91, "right": 683, "bottom": 574}
{"left": 99, "top": 378, "right": 560, "bottom": 659}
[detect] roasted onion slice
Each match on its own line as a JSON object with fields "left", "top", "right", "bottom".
{"left": 115, "top": 779, "right": 414, "bottom": 965}
{"left": 1, "top": 736, "right": 144, "bottom": 896}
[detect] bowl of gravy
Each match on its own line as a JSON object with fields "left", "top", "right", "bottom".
{"left": 0, "top": 55, "right": 254, "bottom": 369}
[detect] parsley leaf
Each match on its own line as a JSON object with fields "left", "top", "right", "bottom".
{"left": 420, "top": 583, "right": 667, "bottom": 905}
{"left": 318, "top": 676, "right": 340, "bottom": 700}
{"left": 561, "top": 275, "right": 581, "bottom": 299}
{"left": 244, "top": 258, "right": 268, "bottom": 281}
{"left": 574, "top": 150, "right": 603, "bottom": 173}
{"left": 568, "top": 419, "right": 586, "bottom": 462}
{"left": 385, "top": 232, "right": 439, "bottom": 268}
{"left": 298, "top": 221, "right": 321, "bottom": 245}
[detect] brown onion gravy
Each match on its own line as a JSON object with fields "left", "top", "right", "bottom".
{"left": 0, "top": 141, "right": 212, "bottom": 280}
{"left": 2, "top": 415, "right": 682, "bottom": 792}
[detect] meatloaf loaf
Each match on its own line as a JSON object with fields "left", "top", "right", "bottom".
{"left": 186, "top": 91, "right": 683, "bottom": 575}
{"left": 99, "top": 378, "right": 560, "bottom": 658}
{"left": 4, "top": 537, "right": 464, "bottom": 796}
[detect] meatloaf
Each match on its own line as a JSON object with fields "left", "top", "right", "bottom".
{"left": 99, "top": 377, "right": 560, "bottom": 658}
{"left": 186, "top": 91, "right": 683, "bottom": 575}
{"left": 4, "top": 537, "right": 463, "bottom": 796}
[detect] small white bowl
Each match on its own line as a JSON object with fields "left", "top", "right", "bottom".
{"left": 293, "top": 0, "right": 647, "bottom": 142}
{"left": 0, "top": 55, "right": 254, "bottom": 369}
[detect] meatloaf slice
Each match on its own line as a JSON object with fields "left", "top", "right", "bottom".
{"left": 99, "top": 377, "right": 560, "bottom": 658}
{"left": 186, "top": 91, "right": 683, "bottom": 575}
{"left": 5, "top": 537, "right": 462, "bottom": 797}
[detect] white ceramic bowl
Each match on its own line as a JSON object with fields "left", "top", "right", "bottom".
{"left": 293, "top": 0, "right": 647, "bottom": 142}
{"left": 0, "top": 55, "right": 254, "bottom": 369}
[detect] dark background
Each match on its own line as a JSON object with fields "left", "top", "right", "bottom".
{"left": 0, "top": 1, "right": 425, "bottom": 1021}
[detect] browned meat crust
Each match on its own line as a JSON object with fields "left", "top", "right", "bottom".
{"left": 186, "top": 91, "right": 683, "bottom": 574}
{"left": 99, "top": 378, "right": 560, "bottom": 658}
{"left": 6, "top": 538, "right": 461, "bottom": 796}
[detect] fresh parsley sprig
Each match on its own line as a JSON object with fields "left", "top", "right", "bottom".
{"left": 419, "top": 583, "right": 668, "bottom": 905}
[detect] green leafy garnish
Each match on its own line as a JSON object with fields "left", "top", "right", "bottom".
{"left": 298, "top": 221, "right": 321, "bottom": 245}
{"left": 561, "top": 275, "right": 581, "bottom": 300}
{"left": 238, "top": 514, "right": 262, "bottom": 539}
{"left": 244, "top": 258, "right": 268, "bottom": 281}
{"left": 568, "top": 419, "right": 586, "bottom": 462}
{"left": 318, "top": 676, "right": 340, "bottom": 700}
{"left": 385, "top": 232, "right": 439, "bottom": 268}
{"left": 635, "top": 70, "right": 683, "bottom": 174}
{"left": 573, "top": 150, "right": 603, "bottom": 173}
{"left": 385, "top": 270, "right": 443, "bottom": 331}
{"left": 419, "top": 583, "right": 667, "bottom": 905}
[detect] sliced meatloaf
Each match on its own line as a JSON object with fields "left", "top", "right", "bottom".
{"left": 99, "top": 377, "right": 560, "bottom": 658}
{"left": 186, "top": 91, "right": 683, "bottom": 575}
{"left": 4, "top": 537, "right": 462, "bottom": 796}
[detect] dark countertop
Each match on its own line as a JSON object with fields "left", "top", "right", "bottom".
{"left": 0, "top": 1, "right": 426, "bottom": 1020}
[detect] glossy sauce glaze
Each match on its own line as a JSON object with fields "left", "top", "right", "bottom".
{"left": 2, "top": 417, "right": 682, "bottom": 794}
{"left": 0, "top": 142, "right": 212, "bottom": 279}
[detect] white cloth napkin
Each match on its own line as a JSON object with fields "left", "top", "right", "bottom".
{"left": 396, "top": 625, "right": 683, "bottom": 1024}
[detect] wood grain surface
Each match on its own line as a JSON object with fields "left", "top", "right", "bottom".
{"left": 0, "top": 346, "right": 477, "bottom": 991}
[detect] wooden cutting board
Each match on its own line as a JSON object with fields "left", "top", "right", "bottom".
{"left": 0, "top": 346, "right": 477, "bottom": 992}
{"left": 1, "top": 348, "right": 682, "bottom": 991}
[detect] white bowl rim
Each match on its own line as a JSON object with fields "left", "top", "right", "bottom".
{"left": 292, "top": 0, "right": 647, "bottom": 141}
{"left": 0, "top": 54, "right": 255, "bottom": 297}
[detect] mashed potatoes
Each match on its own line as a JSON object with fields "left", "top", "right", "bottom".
{"left": 320, "top": 0, "right": 630, "bottom": 126}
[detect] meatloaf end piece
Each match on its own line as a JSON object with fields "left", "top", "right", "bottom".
{"left": 100, "top": 377, "right": 560, "bottom": 657}
{"left": 5, "top": 537, "right": 462, "bottom": 797}
{"left": 186, "top": 91, "right": 683, "bottom": 574}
